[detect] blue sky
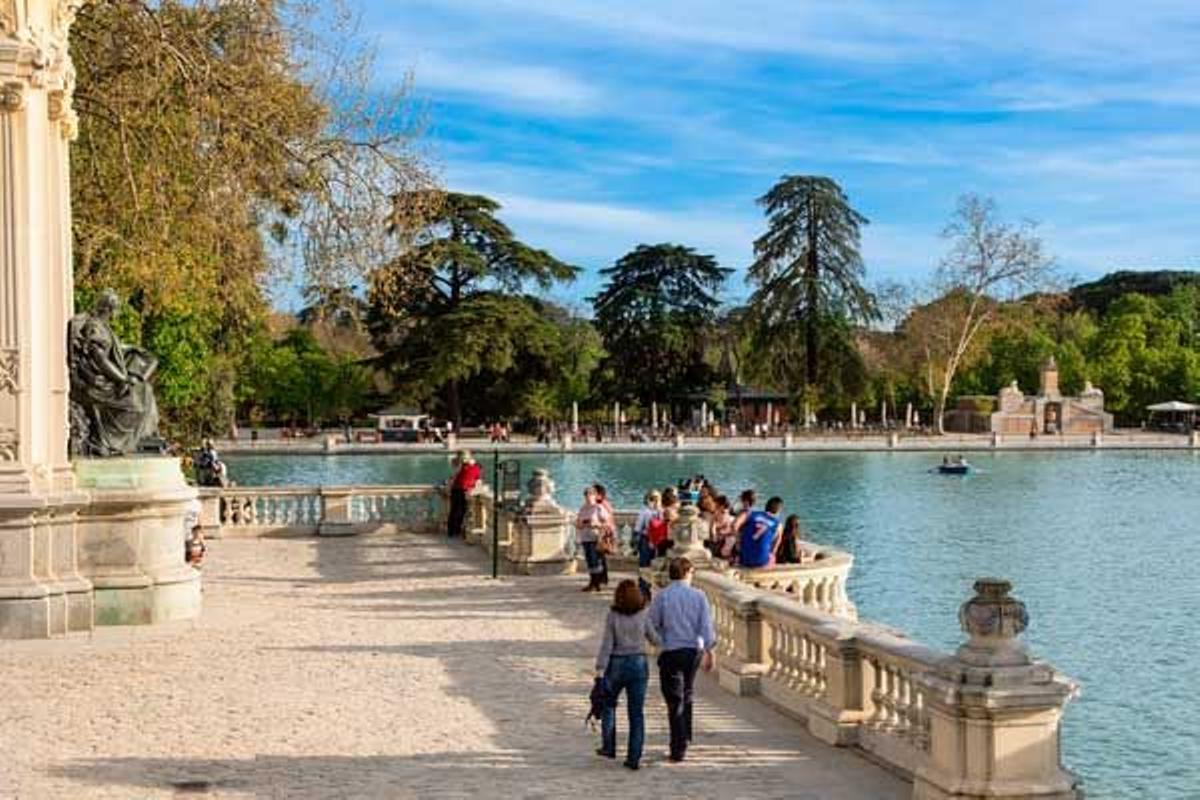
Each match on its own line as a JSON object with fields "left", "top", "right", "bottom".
{"left": 359, "top": 0, "right": 1200, "bottom": 309}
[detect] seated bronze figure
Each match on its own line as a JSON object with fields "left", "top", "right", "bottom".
{"left": 68, "top": 290, "right": 162, "bottom": 457}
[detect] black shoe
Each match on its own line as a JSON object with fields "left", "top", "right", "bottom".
{"left": 666, "top": 752, "right": 685, "bottom": 763}
{"left": 596, "top": 748, "right": 615, "bottom": 759}
{"left": 623, "top": 761, "right": 639, "bottom": 771}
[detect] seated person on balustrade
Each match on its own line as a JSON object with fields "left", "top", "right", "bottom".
{"left": 738, "top": 496, "right": 783, "bottom": 569}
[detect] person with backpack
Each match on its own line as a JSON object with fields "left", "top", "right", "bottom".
{"left": 634, "top": 489, "right": 662, "bottom": 599}
{"left": 650, "top": 487, "right": 679, "bottom": 559}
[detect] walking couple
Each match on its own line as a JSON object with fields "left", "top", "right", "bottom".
{"left": 593, "top": 557, "right": 716, "bottom": 770}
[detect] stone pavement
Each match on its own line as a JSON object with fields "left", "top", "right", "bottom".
{"left": 0, "top": 534, "right": 907, "bottom": 799}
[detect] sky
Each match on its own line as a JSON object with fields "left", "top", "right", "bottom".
{"left": 358, "top": 0, "right": 1200, "bottom": 309}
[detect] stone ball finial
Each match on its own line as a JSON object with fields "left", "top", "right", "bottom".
{"left": 956, "top": 578, "right": 1032, "bottom": 667}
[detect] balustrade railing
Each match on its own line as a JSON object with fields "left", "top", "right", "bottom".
{"left": 694, "top": 571, "right": 1080, "bottom": 798}
{"left": 199, "top": 485, "right": 444, "bottom": 536}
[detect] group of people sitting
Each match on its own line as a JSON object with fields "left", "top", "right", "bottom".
{"left": 635, "top": 475, "right": 817, "bottom": 572}
{"left": 574, "top": 474, "right": 818, "bottom": 598}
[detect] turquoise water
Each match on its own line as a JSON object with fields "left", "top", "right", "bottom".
{"left": 227, "top": 450, "right": 1200, "bottom": 798}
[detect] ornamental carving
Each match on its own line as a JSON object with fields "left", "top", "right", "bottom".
{"left": 0, "top": 82, "right": 22, "bottom": 112}
{"left": 53, "top": 0, "right": 87, "bottom": 40}
{"left": 0, "top": 348, "right": 17, "bottom": 394}
{"left": 0, "top": 426, "right": 16, "bottom": 461}
{"left": 1, "top": 0, "right": 16, "bottom": 37}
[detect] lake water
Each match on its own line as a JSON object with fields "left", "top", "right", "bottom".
{"left": 226, "top": 450, "right": 1200, "bottom": 798}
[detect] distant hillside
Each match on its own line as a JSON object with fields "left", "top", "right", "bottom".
{"left": 1070, "top": 270, "right": 1200, "bottom": 314}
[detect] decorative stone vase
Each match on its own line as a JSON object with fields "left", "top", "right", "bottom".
{"left": 955, "top": 578, "right": 1030, "bottom": 667}
{"left": 670, "top": 504, "right": 711, "bottom": 567}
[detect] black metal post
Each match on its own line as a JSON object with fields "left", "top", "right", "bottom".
{"left": 491, "top": 448, "right": 500, "bottom": 579}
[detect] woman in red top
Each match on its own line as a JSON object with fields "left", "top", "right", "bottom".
{"left": 447, "top": 450, "right": 481, "bottom": 538}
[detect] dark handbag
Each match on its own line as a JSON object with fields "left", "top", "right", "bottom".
{"left": 585, "top": 675, "right": 613, "bottom": 729}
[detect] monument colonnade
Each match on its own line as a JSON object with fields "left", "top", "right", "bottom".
{"left": 0, "top": 0, "right": 90, "bottom": 638}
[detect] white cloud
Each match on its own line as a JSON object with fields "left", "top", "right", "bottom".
{"left": 403, "top": 51, "right": 603, "bottom": 115}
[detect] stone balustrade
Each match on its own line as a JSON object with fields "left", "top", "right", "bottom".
{"left": 198, "top": 485, "right": 444, "bottom": 537}
{"left": 695, "top": 571, "right": 1081, "bottom": 799}
{"left": 722, "top": 548, "right": 858, "bottom": 619}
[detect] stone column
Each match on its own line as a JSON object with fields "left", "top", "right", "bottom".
{"left": 913, "top": 579, "right": 1081, "bottom": 800}
{"left": 506, "top": 469, "right": 575, "bottom": 575}
{"left": 0, "top": 0, "right": 94, "bottom": 638}
{"left": 805, "top": 622, "right": 869, "bottom": 746}
{"left": 715, "top": 589, "right": 767, "bottom": 697}
{"left": 318, "top": 486, "right": 356, "bottom": 537}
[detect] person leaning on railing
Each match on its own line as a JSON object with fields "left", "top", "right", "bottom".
{"left": 446, "top": 450, "right": 481, "bottom": 539}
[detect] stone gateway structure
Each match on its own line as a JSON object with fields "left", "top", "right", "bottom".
{"left": 946, "top": 358, "right": 1113, "bottom": 436}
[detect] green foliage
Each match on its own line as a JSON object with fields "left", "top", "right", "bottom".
{"left": 368, "top": 193, "right": 579, "bottom": 424}
{"left": 241, "top": 328, "right": 374, "bottom": 426}
{"left": 70, "top": 0, "right": 431, "bottom": 441}
{"left": 591, "top": 244, "right": 730, "bottom": 403}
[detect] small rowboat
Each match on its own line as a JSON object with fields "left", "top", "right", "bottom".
{"left": 937, "top": 463, "right": 971, "bottom": 475}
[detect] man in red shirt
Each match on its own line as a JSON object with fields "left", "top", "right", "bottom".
{"left": 447, "top": 450, "right": 481, "bottom": 538}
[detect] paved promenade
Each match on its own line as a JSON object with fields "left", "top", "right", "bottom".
{"left": 0, "top": 534, "right": 906, "bottom": 799}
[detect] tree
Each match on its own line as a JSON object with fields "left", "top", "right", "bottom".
{"left": 368, "top": 193, "right": 578, "bottom": 426}
{"left": 590, "top": 244, "right": 731, "bottom": 405}
{"left": 747, "top": 176, "right": 878, "bottom": 392}
{"left": 926, "top": 195, "right": 1056, "bottom": 433}
{"left": 70, "top": 0, "right": 433, "bottom": 439}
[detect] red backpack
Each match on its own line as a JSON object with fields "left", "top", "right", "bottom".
{"left": 646, "top": 515, "right": 670, "bottom": 548}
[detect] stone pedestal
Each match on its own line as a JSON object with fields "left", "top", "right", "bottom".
{"left": 74, "top": 458, "right": 201, "bottom": 626}
{"left": 0, "top": 488, "right": 93, "bottom": 638}
{"left": 318, "top": 486, "right": 356, "bottom": 537}
{"left": 669, "top": 504, "right": 711, "bottom": 567}
{"left": 913, "top": 580, "right": 1080, "bottom": 800}
{"left": 505, "top": 469, "right": 575, "bottom": 575}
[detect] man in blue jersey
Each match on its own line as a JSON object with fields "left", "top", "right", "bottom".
{"left": 738, "top": 496, "right": 783, "bottom": 568}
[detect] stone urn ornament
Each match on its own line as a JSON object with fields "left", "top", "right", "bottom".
{"left": 956, "top": 578, "right": 1032, "bottom": 668}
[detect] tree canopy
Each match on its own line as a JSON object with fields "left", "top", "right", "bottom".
{"left": 367, "top": 192, "right": 579, "bottom": 425}
{"left": 70, "top": 0, "right": 433, "bottom": 440}
{"left": 590, "top": 243, "right": 730, "bottom": 404}
{"left": 747, "top": 176, "right": 877, "bottom": 396}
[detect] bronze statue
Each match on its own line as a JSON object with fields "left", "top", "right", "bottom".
{"left": 68, "top": 290, "right": 161, "bottom": 457}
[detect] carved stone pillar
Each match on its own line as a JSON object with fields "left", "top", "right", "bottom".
{"left": 506, "top": 469, "right": 576, "bottom": 575}
{"left": 913, "top": 580, "right": 1081, "bottom": 800}
{"left": 0, "top": 0, "right": 93, "bottom": 638}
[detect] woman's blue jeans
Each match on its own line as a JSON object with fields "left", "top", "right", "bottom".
{"left": 601, "top": 654, "right": 649, "bottom": 765}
